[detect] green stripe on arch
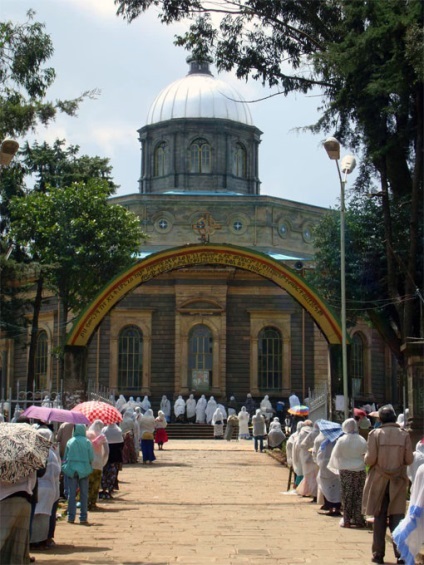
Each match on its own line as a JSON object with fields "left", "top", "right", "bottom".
{"left": 67, "top": 244, "right": 343, "bottom": 347}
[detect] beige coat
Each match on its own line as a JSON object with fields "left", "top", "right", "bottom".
{"left": 362, "top": 423, "right": 413, "bottom": 516}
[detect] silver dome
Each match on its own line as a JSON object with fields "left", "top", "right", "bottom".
{"left": 146, "top": 59, "right": 253, "bottom": 126}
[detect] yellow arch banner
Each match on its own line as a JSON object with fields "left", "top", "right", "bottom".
{"left": 67, "top": 244, "right": 343, "bottom": 347}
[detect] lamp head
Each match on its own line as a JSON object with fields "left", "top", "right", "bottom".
{"left": 323, "top": 137, "right": 340, "bottom": 160}
{"left": 341, "top": 155, "right": 356, "bottom": 174}
{"left": 0, "top": 139, "right": 19, "bottom": 166}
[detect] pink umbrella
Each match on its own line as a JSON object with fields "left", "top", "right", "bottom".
{"left": 23, "top": 405, "right": 90, "bottom": 425}
{"left": 71, "top": 401, "right": 122, "bottom": 425}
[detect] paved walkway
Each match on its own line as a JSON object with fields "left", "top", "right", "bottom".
{"left": 33, "top": 440, "right": 412, "bottom": 565}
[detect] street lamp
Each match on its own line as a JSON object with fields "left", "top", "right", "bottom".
{"left": 0, "top": 139, "right": 19, "bottom": 167}
{"left": 323, "top": 137, "right": 356, "bottom": 420}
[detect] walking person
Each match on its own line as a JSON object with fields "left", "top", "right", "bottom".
{"left": 195, "top": 394, "right": 207, "bottom": 423}
{"left": 237, "top": 406, "right": 251, "bottom": 440}
{"left": 154, "top": 410, "right": 169, "bottom": 450}
{"left": 212, "top": 407, "right": 225, "bottom": 439}
{"left": 100, "top": 423, "right": 124, "bottom": 499}
{"left": 62, "top": 424, "right": 94, "bottom": 525}
{"left": 362, "top": 405, "right": 413, "bottom": 564}
{"left": 86, "top": 420, "right": 109, "bottom": 511}
{"left": 252, "top": 408, "right": 267, "bottom": 452}
{"left": 139, "top": 409, "right": 156, "bottom": 463}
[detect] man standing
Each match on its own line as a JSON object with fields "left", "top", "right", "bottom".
{"left": 362, "top": 404, "right": 413, "bottom": 564}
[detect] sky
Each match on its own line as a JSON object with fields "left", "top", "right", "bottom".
{"left": 2, "top": 0, "right": 358, "bottom": 209}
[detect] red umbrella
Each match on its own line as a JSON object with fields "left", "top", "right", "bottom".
{"left": 71, "top": 401, "right": 122, "bottom": 425}
{"left": 353, "top": 408, "right": 367, "bottom": 418}
{"left": 23, "top": 405, "right": 90, "bottom": 425}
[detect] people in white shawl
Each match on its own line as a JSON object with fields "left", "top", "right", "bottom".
{"left": 312, "top": 421, "right": 342, "bottom": 516}
{"left": 291, "top": 421, "right": 308, "bottom": 487}
{"left": 30, "top": 428, "right": 61, "bottom": 548}
{"left": 327, "top": 418, "right": 367, "bottom": 527}
{"left": 139, "top": 409, "right": 156, "bottom": 463}
{"left": 260, "top": 395, "right": 274, "bottom": 422}
{"left": 252, "top": 408, "right": 267, "bottom": 452}
{"left": 217, "top": 403, "right": 227, "bottom": 421}
{"left": 174, "top": 395, "right": 186, "bottom": 422}
{"left": 296, "top": 420, "right": 319, "bottom": 499}
{"left": 195, "top": 394, "right": 207, "bottom": 423}
{"left": 392, "top": 463, "right": 424, "bottom": 565}
{"left": 115, "top": 394, "right": 126, "bottom": 412}
{"left": 212, "top": 407, "right": 224, "bottom": 439}
{"left": 267, "top": 418, "right": 286, "bottom": 449}
{"left": 140, "top": 396, "right": 151, "bottom": 414}
{"left": 237, "top": 406, "right": 250, "bottom": 439}
{"left": 286, "top": 421, "right": 304, "bottom": 481}
{"left": 407, "top": 438, "right": 424, "bottom": 484}
{"left": 289, "top": 393, "right": 301, "bottom": 408}
{"left": 205, "top": 396, "right": 217, "bottom": 424}
{"left": 160, "top": 395, "right": 172, "bottom": 423}
{"left": 186, "top": 394, "right": 197, "bottom": 423}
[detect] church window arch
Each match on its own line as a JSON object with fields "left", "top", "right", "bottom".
{"left": 188, "top": 324, "right": 213, "bottom": 390}
{"left": 189, "top": 138, "right": 211, "bottom": 173}
{"left": 233, "top": 142, "right": 247, "bottom": 177}
{"left": 154, "top": 142, "right": 168, "bottom": 177}
{"left": 118, "top": 325, "right": 143, "bottom": 390}
{"left": 350, "top": 332, "right": 365, "bottom": 396}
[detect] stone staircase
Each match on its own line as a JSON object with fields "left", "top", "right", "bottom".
{"left": 165, "top": 423, "right": 240, "bottom": 440}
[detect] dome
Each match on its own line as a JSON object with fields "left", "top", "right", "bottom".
{"left": 146, "top": 58, "right": 253, "bottom": 126}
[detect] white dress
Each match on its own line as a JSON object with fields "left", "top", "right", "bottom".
{"left": 237, "top": 408, "right": 250, "bottom": 439}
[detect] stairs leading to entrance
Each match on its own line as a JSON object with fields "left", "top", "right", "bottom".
{"left": 165, "top": 423, "right": 239, "bottom": 440}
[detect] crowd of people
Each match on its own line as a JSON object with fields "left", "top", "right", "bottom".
{"left": 1, "top": 395, "right": 422, "bottom": 565}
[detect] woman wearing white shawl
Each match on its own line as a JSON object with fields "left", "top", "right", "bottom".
{"left": 140, "top": 396, "right": 151, "bottom": 414}
{"left": 160, "top": 395, "right": 171, "bottom": 422}
{"left": 237, "top": 406, "right": 250, "bottom": 439}
{"left": 154, "top": 410, "right": 168, "bottom": 450}
{"left": 260, "top": 395, "right": 274, "bottom": 422}
{"left": 392, "top": 463, "right": 424, "bottom": 565}
{"left": 312, "top": 421, "right": 342, "bottom": 515}
{"left": 120, "top": 409, "right": 138, "bottom": 464}
{"left": 328, "top": 418, "right": 367, "bottom": 527}
{"left": 115, "top": 394, "right": 126, "bottom": 412}
{"left": 296, "top": 420, "right": 319, "bottom": 499}
{"left": 212, "top": 408, "right": 224, "bottom": 439}
{"left": 30, "top": 428, "right": 61, "bottom": 549}
{"left": 205, "top": 396, "right": 217, "bottom": 424}
{"left": 267, "top": 418, "right": 286, "bottom": 449}
{"left": 174, "top": 395, "right": 186, "bottom": 422}
{"left": 195, "top": 394, "right": 207, "bottom": 423}
{"left": 186, "top": 394, "right": 197, "bottom": 423}
{"left": 407, "top": 439, "right": 424, "bottom": 484}
{"left": 287, "top": 421, "right": 304, "bottom": 484}
{"left": 139, "top": 409, "right": 156, "bottom": 463}
{"left": 86, "top": 420, "right": 109, "bottom": 510}
{"left": 100, "top": 424, "right": 124, "bottom": 499}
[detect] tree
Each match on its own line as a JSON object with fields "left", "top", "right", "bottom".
{"left": 114, "top": 0, "right": 423, "bottom": 360}
{"left": 0, "top": 9, "right": 97, "bottom": 140}
{"left": 9, "top": 179, "right": 145, "bottom": 384}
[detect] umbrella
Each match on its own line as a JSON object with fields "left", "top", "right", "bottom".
{"left": 0, "top": 423, "right": 51, "bottom": 483}
{"left": 316, "top": 419, "right": 343, "bottom": 443}
{"left": 353, "top": 408, "right": 367, "bottom": 418}
{"left": 22, "top": 405, "right": 90, "bottom": 425}
{"left": 71, "top": 401, "right": 123, "bottom": 424}
{"left": 288, "top": 405, "right": 309, "bottom": 417}
{"left": 368, "top": 411, "right": 379, "bottom": 418}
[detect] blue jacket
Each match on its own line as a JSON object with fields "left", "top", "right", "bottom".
{"left": 62, "top": 424, "right": 94, "bottom": 479}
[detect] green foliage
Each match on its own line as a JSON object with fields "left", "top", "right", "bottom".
{"left": 0, "top": 10, "right": 98, "bottom": 139}
{"left": 9, "top": 179, "right": 145, "bottom": 314}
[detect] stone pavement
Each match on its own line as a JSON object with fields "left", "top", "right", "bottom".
{"left": 33, "top": 440, "right": 414, "bottom": 565}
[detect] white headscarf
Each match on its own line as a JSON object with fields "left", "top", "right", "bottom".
{"left": 174, "top": 395, "right": 186, "bottom": 417}
{"left": 212, "top": 408, "right": 224, "bottom": 425}
{"left": 102, "top": 423, "right": 124, "bottom": 444}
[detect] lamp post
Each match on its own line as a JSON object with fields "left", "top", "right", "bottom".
{"left": 323, "top": 137, "right": 356, "bottom": 420}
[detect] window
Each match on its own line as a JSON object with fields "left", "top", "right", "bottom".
{"left": 154, "top": 142, "right": 168, "bottom": 177}
{"left": 35, "top": 331, "right": 48, "bottom": 390}
{"left": 118, "top": 326, "right": 143, "bottom": 390}
{"left": 351, "top": 333, "right": 365, "bottom": 396}
{"left": 190, "top": 139, "right": 211, "bottom": 173}
{"left": 188, "top": 324, "right": 213, "bottom": 389}
{"left": 233, "top": 143, "right": 247, "bottom": 177}
{"left": 258, "top": 327, "right": 282, "bottom": 391}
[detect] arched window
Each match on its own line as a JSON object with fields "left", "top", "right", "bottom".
{"left": 35, "top": 330, "right": 48, "bottom": 390}
{"left": 154, "top": 142, "right": 168, "bottom": 176}
{"left": 233, "top": 143, "right": 247, "bottom": 177}
{"left": 351, "top": 333, "right": 365, "bottom": 396}
{"left": 189, "top": 139, "right": 211, "bottom": 173}
{"left": 118, "top": 326, "right": 143, "bottom": 390}
{"left": 258, "top": 327, "right": 282, "bottom": 391}
{"left": 188, "top": 324, "right": 213, "bottom": 390}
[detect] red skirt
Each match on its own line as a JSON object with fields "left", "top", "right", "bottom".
{"left": 155, "top": 428, "right": 168, "bottom": 444}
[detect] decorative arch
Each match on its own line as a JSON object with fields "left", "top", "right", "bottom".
{"left": 67, "top": 244, "right": 344, "bottom": 348}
